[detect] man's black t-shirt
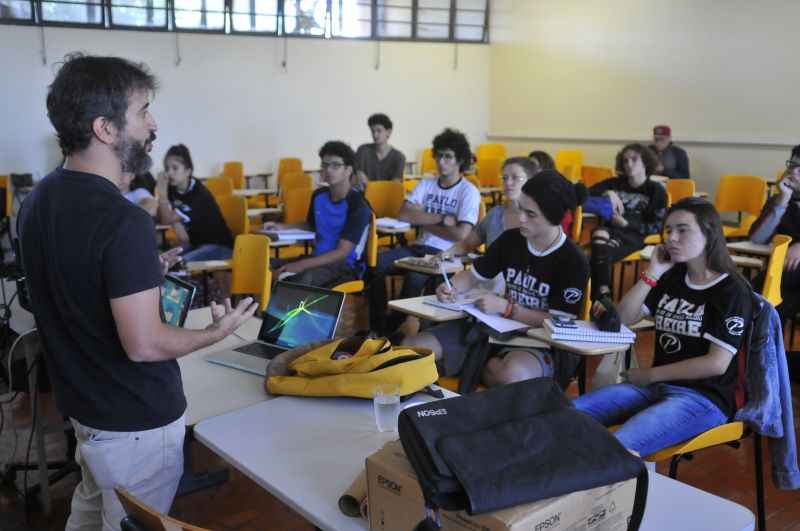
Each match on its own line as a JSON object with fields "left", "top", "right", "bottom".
{"left": 473, "top": 229, "right": 589, "bottom": 317}
{"left": 168, "top": 178, "right": 233, "bottom": 248}
{"left": 644, "top": 265, "right": 752, "bottom": 418}
{"left": 18, "top": 168, "right": 186, "bottom": 431}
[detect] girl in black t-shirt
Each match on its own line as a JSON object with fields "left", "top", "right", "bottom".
{"left": 156, "top": 144, "right": 233, "bottom": 262}
{"left": 574, "top": 198, "right": 753, "bottom": 458}
{"left": 588, "top": 143, "right": 667, "bottom": 300}
{"left": 400, "top": 170, "right": 589, "bottom": 386}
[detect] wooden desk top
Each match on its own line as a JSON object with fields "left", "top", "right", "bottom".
{"left": 186, "top": 259, "right": 232, "bottom": 273}
{"left": 234, "top": 188, "right": 278, "bottom": 197}
{"left": 527, "top": 327, "right": 631, "bottom": 356}
{"left": 393, "top": 257, "right": 463, "bottom": 275}
{"left": 377, "top": 226, "right": 411, "bottom": 235}
{"left": 388, "top": 295, "right": 465, "bottom": 322}
{"left": 247, "top": 207, "right": 283, "bottom": 216}
{"left": 727, "top": 240, "right": 772, "bottom": 257}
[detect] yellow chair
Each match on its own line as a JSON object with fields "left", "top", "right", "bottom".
{"left": 475, "top": 157, "right": 503, "bottom": 188}
{"left": 714, "top": 175, "right": 767, "bottom": 239}
{"left": 365, "top": 181, "right": 405, "bottom": 219}
{"left": 475, "top": 143, "right": 507, "bottom": 164}
{"left": 581, "top": 165, "right": 614, "bottom": 188}
{"left": 280, "top": 171, "right": 313, "bottom": 194}
{"left": 403, "top": 177, "right": 420, "bottom": 195}
{"left": 116, "top": 487, "right": 210, "bottom": 531}
{"left": 205, "top": 176, "right": 233, "bottom": 199}
{"left": 216, "top": 195, "right": 249, "bottom": 237}
{"left": 271, "top": 187, "right": 313, "bottom": 260}
{"left": 665, "top": 178, "right": 696, "bottom": 203}
{"left": 555, "top": 149, "right": 584, "bottom": 178}
{"left": 268, "top": 158, "right": 304, "bottom": 206}
{"left": 230, "top": 234, "right": 272, "bottom": 312}
{"left": 222, "top": 161, "right": 245, "bottom": 190}
{"left": 419, "top": 148, "right": 437, "bottom": 176}
{"left": 760, "top": 234, "right": 792, "bottom": 308}
{"left": 332, "top": 213, "right": 378, "bottom": 295}
{"left": 570, "top": 205, "right": 583, "bottom": 243}
{"left": 561, "top": 164, "right": 582, "bottom": 183}
{"left": 0, "top": 175, "right": 13, "bottom": 218}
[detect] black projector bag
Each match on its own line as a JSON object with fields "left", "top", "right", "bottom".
{"left": 398, "top": 378, "right": 649, "bottom": 530}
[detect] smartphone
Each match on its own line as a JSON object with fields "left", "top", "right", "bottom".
{"left": 658, "top": 246, "right": 671, "bottom": 262}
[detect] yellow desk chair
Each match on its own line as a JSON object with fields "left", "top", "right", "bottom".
{"left": 216, "top": 195, "right": 250, "bottom": 237}
{"left": 332, "top": 213, "right": 378, "bottom": 296}
{"left": 419, "top": 148, "right": 438, "bottom": 176}
{"left": 269, "top": 187, "right": 313, "bottom": 260}
{"left": 570, "top": 205, "right": 584, "bottom": 244}
{"left": 0, "top": 175, "right": 13, "bottom": 219}
{"left": 222, "top": 161, "right": 245, "bottom": 190}
{"left": 205, "top": 175, "right": 233, "bottom": 199}
{"left": 555, "top": 149, "right": 584, "bottom": 179}
{"left": 581, "top": 165, "right": 614, "bottom": 188}
{"left": 475, "top": 143, "right": 507, "bottom": 164}
{"left": 116, "top": 487, "right": 209, "bottom": 531}
{"left": 268, "top": 158, "right": 304, "bottom": 206}
{"left": 715, "top": 175, "right": 767, "bottom": 239}
{"left": 639, "top": 234, "right": 790, "bottom": 531}
{"left": 231, "top": 234, "right": 272, "bottom": 312}
{"left": 665, "top": 178, "right": 696, "bottom": 203}
{"left": 366, "top": 181, "right": 407, "bottom": 248}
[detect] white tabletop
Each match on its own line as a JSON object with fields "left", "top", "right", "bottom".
{"left": 194, "top": 395, "right": 754, "bottom": 531}
{"left": 178, "top": 307, "right": 269, "bottom": 426}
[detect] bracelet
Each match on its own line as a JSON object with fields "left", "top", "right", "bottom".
{"left": 503, "top": 299, "right": 514, "bottom": 318}
{"left": 639, "top": 271, "right": 659, "bottom": 288}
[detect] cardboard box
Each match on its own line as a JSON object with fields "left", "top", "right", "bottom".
{"left": 366, "top": 440, "right": 638, "bottom": 531}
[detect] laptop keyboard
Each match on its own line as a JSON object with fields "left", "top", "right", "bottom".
{"left": 234, "top": 342, "right": 285, "bottom": 360}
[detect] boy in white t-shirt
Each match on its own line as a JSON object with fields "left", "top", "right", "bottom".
{"left": 369, "top": 128, "right": 480, "bottom": 335}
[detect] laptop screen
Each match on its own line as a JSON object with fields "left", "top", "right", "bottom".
{"left": 160, "top": 275, "right": 196, "bottom": 327}
{"left": 258, "top": 281, "right": 345, "bottom": 349}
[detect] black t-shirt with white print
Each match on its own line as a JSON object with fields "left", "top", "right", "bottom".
{"left": 644, "top": 265, "right": 752, "bottom": 418}
{"left": 473, "top": 228, "right": 589, "bottom": 317}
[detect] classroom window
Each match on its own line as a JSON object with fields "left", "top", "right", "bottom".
{"left": 109, "top": 0, "right": 168, "bottom": 29}
{"left": 329, "top": 0, "right": 370, "bottom": 38}
{"left": 0, "top": 0, "right": 34, "bottom": 21}
{"left": 231, "top": 0, "right": 278, "bottom": 33}
{"left": 174, "top": 0, "right": 225, "bottom": 31}
{"left": 416, "top": 0, "right": 449, "bottom": 40}
{"left": 454, "top": 0, "right": 485, "bottom": 42}
{"left": 375, "top": 0, "right": 411, "bottom": 38}
{"left": 282, "top": 0, "right": 326, "bottom": 36}
{"left": 40, "top": 0, "right": 104, "bottom": 24}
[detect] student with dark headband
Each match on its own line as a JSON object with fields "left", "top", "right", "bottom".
{"left": 401, "top": 170, "right": 589, "bottom": 386}
{"left": 575, "top": 198, "right": 752, "bottom": 457}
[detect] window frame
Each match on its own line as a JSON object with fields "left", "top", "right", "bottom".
{"left": 0, "top": 0, "right": 37, "bottom": 25}
{"left": 108, "top": 0, "right": 169, "bottom": 31}
{"left": 38, "top": 0, "right": 106, "bottom": 28}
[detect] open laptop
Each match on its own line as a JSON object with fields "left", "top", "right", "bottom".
{"left": 206, "top": 281, "right": 345, "bottom": 376}
{"left": 161, "top": 274, "right": 196, "bottom": 327}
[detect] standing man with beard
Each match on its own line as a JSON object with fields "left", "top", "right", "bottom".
{"left": 18, "top": 54, "right": 258, "bottom": 531}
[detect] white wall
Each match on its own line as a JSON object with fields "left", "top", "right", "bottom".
{"left": 488, "top": 0, "right": 800, "bottom": 195}
{"left": 0, "top": 26, "right": 490, "bottom": 180}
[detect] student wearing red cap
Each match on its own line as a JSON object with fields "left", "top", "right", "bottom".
{"left": 649, "top": 125, "right": 690, "bottom": 180}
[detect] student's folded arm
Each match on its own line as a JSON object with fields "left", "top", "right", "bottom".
{"left": 110, "top": 287, "right": 232, "bottom": 362}
{"left": 424, "top": 221, "right": 472, "bottom": 242}
{"left": 139, "top": 197, "right": 158, "bottom": 217}
{"left": 749, "top": 197, "right": 785, "bottom": 244}
{"left": 617, "top": 280, "right": 652, "bottom": 325}
{"left": 647, "top": 343, "right": 734, "bottom": 382}
{"left": 397, "top": 202, "right": 443, "bottom": 226}
{"left": 292, "top": 240, "right": 354, "bottom": 270}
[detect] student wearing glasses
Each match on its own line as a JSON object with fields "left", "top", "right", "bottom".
{"left": 750, "top": 145, "right": 800, "bottom": 381}
{"left": 369, "top": 128, "right": 481, "bottom": 335}
{"left": 265, "top": 141, "right": 372, "bottom": 288}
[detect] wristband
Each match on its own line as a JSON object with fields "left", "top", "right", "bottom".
{"left": 639, "top": 271, "right": 659, "bottom": 288}
{"left": 503, "top": 299, "right": 514, "bottom": 318}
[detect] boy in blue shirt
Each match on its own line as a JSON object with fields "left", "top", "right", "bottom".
{"left": 266, "top": 141, "right": 372, "bottom": 287}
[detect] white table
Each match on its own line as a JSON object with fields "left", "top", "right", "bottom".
{"left": 194, "top": 395, "right": 755, "bottom": 531}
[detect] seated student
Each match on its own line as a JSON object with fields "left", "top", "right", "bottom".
{"left": 574, "top": 198, "right": 753, "bottom": 458}
{"left": 369, "top": 128, "right": 481, "bottom": 335}
{"left": 157, "top": 144, "right": 234, "bottom": 262}
{"left": 649, "top": 125, "right": 690, "bottom": 179}
{"left": 528, "top": 150, "right": 556, "bottom": 172}
{"left": 117, "top": 171, "right": 157, "bottom": 217}
{"left": 265, "top": 141, "right": 372, "bottom": 288}
{"left": 354, "top": 113, "right": 406, "bottom": 190}
{"left": 749, "top": 145, "right": 800, "bottom": 381}
{"left": 401, "top": 170, "right": 589, "bottom": 385}
{"left": 588, "top": 143, "right": 667, "bottom": 300}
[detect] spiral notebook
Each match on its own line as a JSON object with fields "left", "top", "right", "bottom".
{"left": 543, "top": 319, "right": 636, "bottom": 344}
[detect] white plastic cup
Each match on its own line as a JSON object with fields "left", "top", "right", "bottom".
{"left": 373, "top": 384, "right": 401, "bottom": 432}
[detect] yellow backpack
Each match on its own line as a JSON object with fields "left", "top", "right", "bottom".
{"left": 266, "top": 337, "right": 439, "bottom": 399}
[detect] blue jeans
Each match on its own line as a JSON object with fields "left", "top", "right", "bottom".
{"left": 573, "top": 383, "right": 728, "bottom": 458}
{"left": 181, "top": 243, "right": 232, "bottom": 262}
{"left": 369, "top": 244, "right": 441, "bottom": 334}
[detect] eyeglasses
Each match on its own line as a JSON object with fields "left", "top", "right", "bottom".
{"left": 786, "top": 160, "right": 800, "bottom": 171}
{"left": 502, "top": 175, "right": 526, "bottom": 183}
{"left": 320, "top": 161, "right": 345, "bottom": 170}
{"left": 434, "top": 152, "right": 457, "bottom": 162}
